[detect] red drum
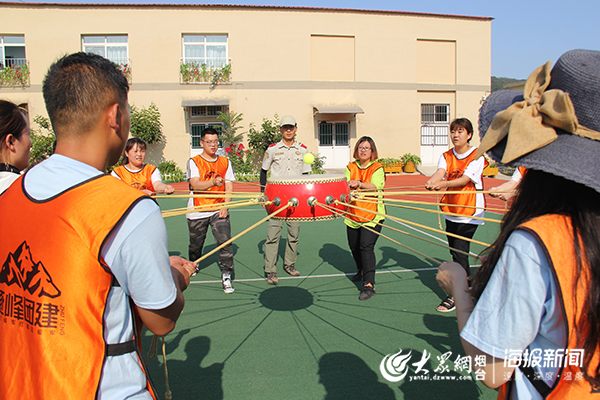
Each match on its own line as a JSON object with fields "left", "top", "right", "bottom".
{"left": 264, "top": 174, "right": 350, "bottom": 220}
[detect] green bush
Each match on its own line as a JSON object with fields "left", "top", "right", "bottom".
{"left": 29, "top": 115, "right": 55, "bottom": 167}
{"left": 130, "top": 102, "right": 162, "bottom": 144}
{"left": 157, "top": 160, "right": 186, "bottom": 183}
{"left": 311, "top": 153, "right": 327, "bottom": 174}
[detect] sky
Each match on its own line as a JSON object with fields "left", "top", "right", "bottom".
{"left": 18, "top": 0, "right": 600, "bottom": 79}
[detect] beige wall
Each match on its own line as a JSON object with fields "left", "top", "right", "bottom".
{"left": 0, "top": 4, "right": 491, "bottom": 168}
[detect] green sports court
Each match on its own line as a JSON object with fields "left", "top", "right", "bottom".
{"left": 142, "top": 175, "right": 506, "bottom": 400}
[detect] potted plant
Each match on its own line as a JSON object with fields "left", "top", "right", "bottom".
{"left": 401, "top": 153, "right": 422, "bottom": 173}
{"left": 378, "top": 157, "right": 403, "bottom": 174}
{"left": 483, "top": 154, "right": 498, "bottom": 177}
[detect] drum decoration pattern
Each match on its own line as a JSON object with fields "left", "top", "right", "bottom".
{"left": 263, "top": 174, "right": 350, "bottom": 221}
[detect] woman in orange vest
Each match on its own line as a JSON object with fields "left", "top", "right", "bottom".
{"left": 344, "top": 136, "right": 385, "bottom": 301}
{"left": 112, "top": 137, "right": 175, "bottom": 195}
{"left": 0, "top": 100, "right": 31, "bottom": 194}
{"left": 437, "top": 50, "right": 600, "bottom": 398}
{"left": 426, "top": 117, "right": 486, "bottom": 312}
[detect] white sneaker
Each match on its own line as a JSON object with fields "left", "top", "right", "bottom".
{"left": 222, "top": 273, "right": 234, "bottom": 294}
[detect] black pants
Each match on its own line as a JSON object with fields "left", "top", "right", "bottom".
{"left": 347, "top": 224, "right": 382, "bottom": 286}
{"left": 187, "top": 214, "right": 234, "bottom": 273}
{"left": 445, "top": 220, "right": 478, "bottom": 278}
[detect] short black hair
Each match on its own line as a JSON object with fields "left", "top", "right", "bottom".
{"left": 42, "top": 52, "right": 129, "bottom": 137}
{"left": 201, "top": 128, "right": 220, "bottom": 139}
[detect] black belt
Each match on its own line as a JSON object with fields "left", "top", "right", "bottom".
{"left": 106, "top": 339, "right": 136, "bottom": 356}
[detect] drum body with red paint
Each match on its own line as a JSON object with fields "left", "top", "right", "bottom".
{"left": 264, "top": 174, "right": 350, "bottom": 220}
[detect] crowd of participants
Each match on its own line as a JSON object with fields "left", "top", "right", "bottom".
{"left": 1, "top": 49, "right": 599, "bottom": 399}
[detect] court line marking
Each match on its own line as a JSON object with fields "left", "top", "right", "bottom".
{"left": 190, "top": 265, "right": 482, "bottom": 284}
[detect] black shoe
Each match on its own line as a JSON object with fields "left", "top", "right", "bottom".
{"left": 351, "top": 271, "right": 363, "bottom": 282}
{"left": 359, "top": 284, "right": 375, "bottom": 300}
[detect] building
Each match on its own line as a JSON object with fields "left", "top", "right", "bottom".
{"left": 0, "top": 2, "right": 491, "bottom": 169}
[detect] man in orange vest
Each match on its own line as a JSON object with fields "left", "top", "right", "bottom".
{"left": 0, "top": 52, "right": 196, "bottom": 399}
{"left": 186, "top": 127, "right": 236, "bottom": 293}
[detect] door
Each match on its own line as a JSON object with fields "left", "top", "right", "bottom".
{"left": 317, "top": 121, "right": 350, "bottom": 169}
{"left": 420, "top": 104, "right": 449, "bottom": 166}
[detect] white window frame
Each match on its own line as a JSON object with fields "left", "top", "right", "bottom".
{"left": 82, "top": 35, "right": 129, "bottom": 64}
{"left": 0, "top": 35, "right": 26, "bottom": 67}
{"left": 421, "top": 104, "right": 450, "bottom": 146}
{"left": 182, "top": 34, "right": 228, "bottom": 68}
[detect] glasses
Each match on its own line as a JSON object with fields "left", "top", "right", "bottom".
{"left": 203, "top": 140, "right": 219, "bottom": 145}
{"left": 358, "top": 146, "right": 371, "bottom": 151}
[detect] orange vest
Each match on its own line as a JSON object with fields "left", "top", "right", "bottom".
{"left": 497, "top": 215, "right": 600, "bottom": 399}
{"left": 190, "top": 155, "right": 230, "bottom": 211}
{"left": 113, "top": 164, "right": 157, "bottom": 192}
{"left": 346, "top": 161, "right": 384, "bottom": 223}
{"left": 440, "top": 149, "right": 488, "bottom": 216}
{"left": 0, "top": 175, "right": 157, "bottom": 400}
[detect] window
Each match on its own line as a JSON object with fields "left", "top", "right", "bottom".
{"left": 183, "top": 35, "right": 228, "bottom": 68}
{"left": 319, "top": 122, "right": 349, "bottom": 146}
{"left": 190, "top": 106, "right": 224, "bottom": 118}
{"left": 82, "top": 35, "right": 128, "bottom": 63}
{"left": 82, "top": 35, "right": 130, "bottom": 81}
{"left": 421, "top": 104, "right": 449, "bottom": 146}
{"left": 1, "top": 35, "right": 28, "bottom": 87}
{"left": 190, "top": 123, "right": 224, "bottom": 149}
{"left": 1, "top": 35, "right": 26, "bottom": 68}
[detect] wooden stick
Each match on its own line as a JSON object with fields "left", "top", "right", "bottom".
{"left": 192, "top": 202, "right": 292, "bottom": 266}
{"left": 339, "top": 200, "right": 491, "bottom": 247}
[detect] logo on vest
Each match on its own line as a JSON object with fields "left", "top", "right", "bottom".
{"left": 1, "top": 241, "right": 61, "bottom": 298}
{"left": 1, "top": 241, "right": 64, "bottom": 334}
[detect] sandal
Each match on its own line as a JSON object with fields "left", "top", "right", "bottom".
{"left": 436, "top": 296, "right": 456, "bottom": 312}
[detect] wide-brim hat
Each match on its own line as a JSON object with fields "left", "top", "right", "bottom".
{"left": 476, "top": 49, "right": 600, "bottom": 193}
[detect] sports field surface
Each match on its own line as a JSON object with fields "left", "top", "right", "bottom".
{"left": 142, "top": 174, "right": 508, "bottom": 400}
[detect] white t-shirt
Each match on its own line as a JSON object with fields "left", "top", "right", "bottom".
{"left": 25, "top": 154, "right": 177, "bottom": 400}
{"left": 436, "top": 147, "right": 485, "bottom": 225}
{"left": 0, "top": 171, "right": 20, "bottom": 194}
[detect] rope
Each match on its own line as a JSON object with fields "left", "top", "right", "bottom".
{"left": 338, "top": 200, "right": 491, "bottom": 247}
{"left": 376, "top": 196, "right": 508, "bottom": 214}
{"left": 358, "top": 197, "right": 502, "bottom": 224}
{"left": 316, "top": 202, "right": 442, "bottom": 265}
{"left": 148, "top": 335, "right": 172, "bottom": 400}
{"left": 361, "top": 189, "right": 515, "bottom": 196}
{"left": 318, "top": 202, "right": 478, "bottom": 260}
{"left": 193, "top": 202, "right": 293, "bottom": 265}
{"left": 161, "top": 199, "right": 261, "bottom": 218}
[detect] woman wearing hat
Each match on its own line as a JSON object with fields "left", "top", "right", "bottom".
{"left": 437, "top": 50, "right": 600, "bottom": 398}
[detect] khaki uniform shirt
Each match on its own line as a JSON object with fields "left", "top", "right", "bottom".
{"left": 262, "top": 140, "right": 311, "bottom": 178}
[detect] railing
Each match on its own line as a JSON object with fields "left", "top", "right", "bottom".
{"left": 179, "top": 58, "right": 232, "bottom": 87}
{"left": 111, "top": 58, "right": 132, "bottom": 84}
{"left": 0, "top": 58, "right": 30, "bottom": 88}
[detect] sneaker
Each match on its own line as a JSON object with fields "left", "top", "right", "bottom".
{"left": 436, "top": 296, "right": 456, "bottom": 312}
{"left": 222, "top": 273, "right": 234, "bottom": 294}
{"left": 284, "top": 264, "right": 300, "bottom": 276}
{"left": 359, "top": 284, "right": 376, "bottom": 300}
{"left": 267, "top": 272, "right": 278, "bottom": 285}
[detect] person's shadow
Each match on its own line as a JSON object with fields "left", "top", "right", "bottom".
{"left": 318, "top": 352, "right": 395, "bottom": 400}
{"left": 398, "top": 350, "right": 482, "bottom": 399}
{"left": 318, "top": 243, "right": 358, "bottom": 276}
{"left": 145, "top": 333, "right": 224, "bottom": 400}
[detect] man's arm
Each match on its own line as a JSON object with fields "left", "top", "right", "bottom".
{"left": 136, "top": 256, "right": 195, "bottom": 336}
{"left": 260, "top": 168, "right": 268, "bottom": 192}
{"left": 189, "top": 176, "right": 222, "bottom": 191}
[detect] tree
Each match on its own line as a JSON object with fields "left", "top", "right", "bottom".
{"left": 248, "top": 114, "right": 281, "bottom": 157}
{"left": 217, "top": 111, "right": 245, "bottom": 148}
{"left": 29, "top": 115, "right": 55, "bottom": 167}
{"left": 130, "top": 102, "right": 162, "bottom": 144}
